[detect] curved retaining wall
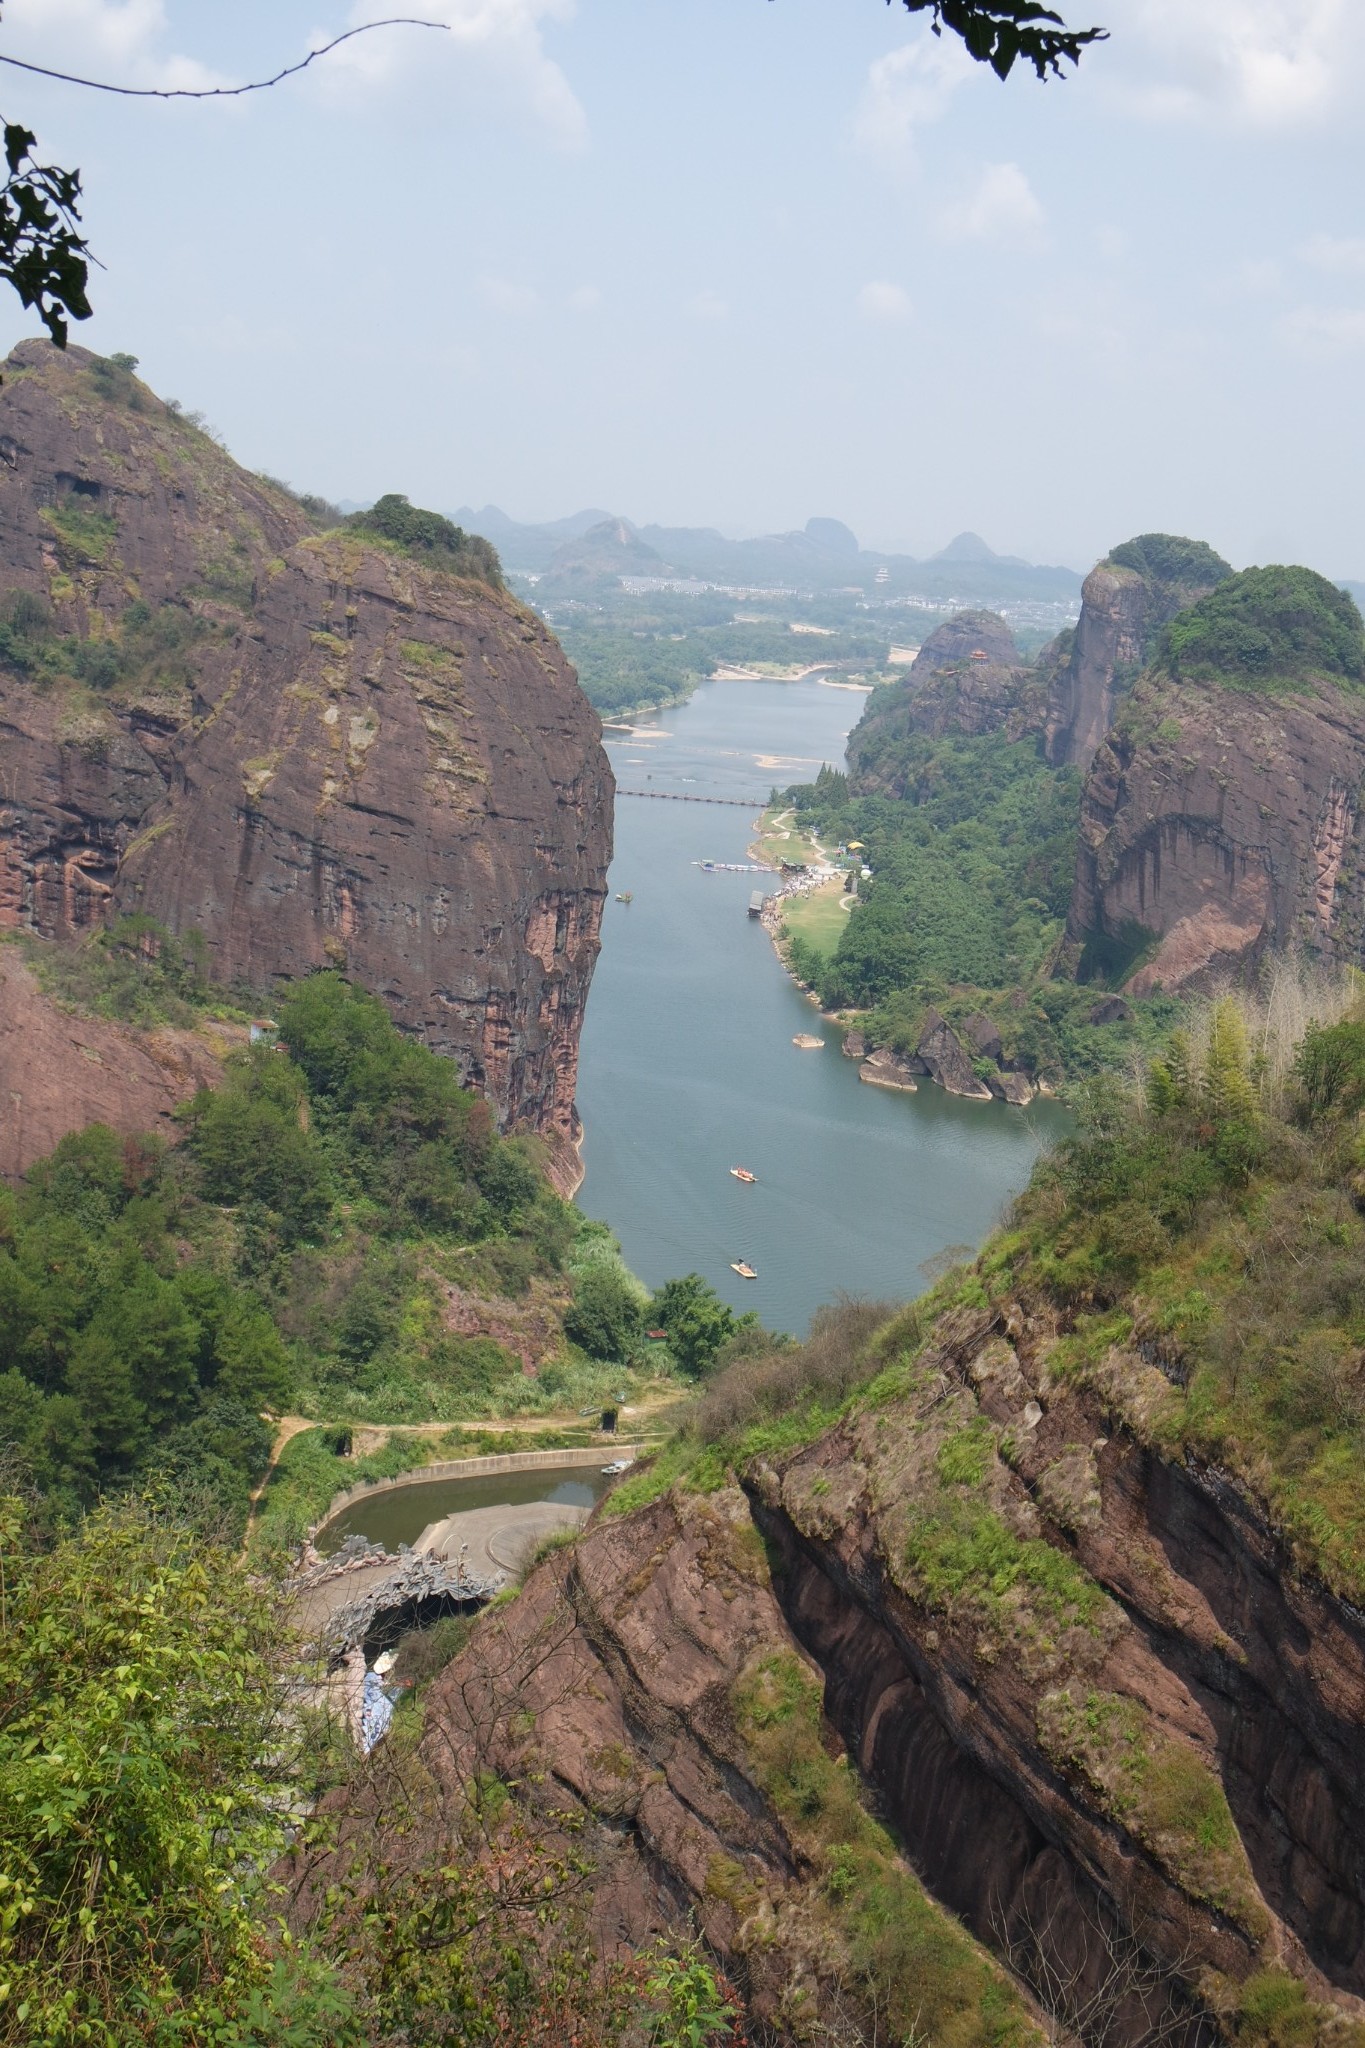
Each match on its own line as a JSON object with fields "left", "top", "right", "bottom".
{"left": 313, "top": 1442, "right": 647, "bottom": 1545}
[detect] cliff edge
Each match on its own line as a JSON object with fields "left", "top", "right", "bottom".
{"left": 1044, "top": 534, "right": 1232, "bottom": 771}
{"left": 1066, "top": 566, "right": 1365, "bottom": 993}
{"left": 0, "top": 342, "right": 612, "bottom": 1140}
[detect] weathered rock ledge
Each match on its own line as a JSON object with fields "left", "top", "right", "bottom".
{"left": 372, "top": 1298, "right": 1365, "bottom": 2046}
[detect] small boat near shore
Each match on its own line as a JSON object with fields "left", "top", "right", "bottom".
{"left": 729, "top": 1166, "right": 757, "bottom": 1184}
{"left": 730, "top": 1259, "right": 757, "bottom": 1280}
{"left": 792, "top": 1033, "right": 825, "bottom": 1050}
{"left": 615, "top": 890, "right": 633, "bottom": 903}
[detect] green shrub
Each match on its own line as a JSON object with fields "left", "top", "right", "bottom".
{"left": 0, "top": 1493, "right": 347, "bottom": 2043}
{"left": 647, "top": 1272, "right": 752, "bottom": 1378}
{"left": 1160, "top": 565, "right": 1365, "bottom": 694}
{"left": 1295, "top": 1020, "right": 1365, "bottom": 1120}
{"left": 565, "top": 1263, "right": 644, "bottom": 1361}
{"left": 346, "top": 493, "right": 503, "bottom": 588}
{"left": 1105, "top": 533, "right": 1232, "bottom": 585}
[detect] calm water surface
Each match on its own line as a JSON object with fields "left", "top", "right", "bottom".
{"left": 319, "top": 1470, "right": 611, "bottom": 1555}
{"left": 576, "top": 675, "right": 1069, "bottom": 1334}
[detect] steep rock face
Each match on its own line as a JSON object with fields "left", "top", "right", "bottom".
{"left": 912, "top": 609, "right": 1020, "bottom": 674}
{"left": 0, "top": 341, "right": 612, "bottom": 1138}
{"left": 302, "top": 1480, "right": 1038, "bottom": 2045}
{"left": 408, "top": 1297, "right": 1365, "bottom": 2046}
{"left": 749, "top": 1299, "right": 1365, "bottom": 2012}
{"left": 1045, "top": 540, "right": 1230, "bottom": 771}
{"left": 849, "top": 611, "right": 1044, "bottom": 787}
{"left": 0, "top": 946, "right": 237, "bottom": 1178}
{"left": 1065, "top": 673, "right": 1365, "bottom": 993}
{"left": 376, "top": 1290, "right": 1365, "bottom": 2047}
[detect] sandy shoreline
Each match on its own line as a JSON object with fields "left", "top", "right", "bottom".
{"left": 710, "top": 661, "right": 848, "bottom": 685}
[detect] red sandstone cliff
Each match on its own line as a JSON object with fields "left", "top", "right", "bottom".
{"left": 1044, "top": 538, "right": 1231, "bottom": 771}
{"left": 0, "top": 341, "right": 611, "bottom": 1140}
{"left": 345, "top": 1295, "right": 1365, "bottom": 2046}
{"left": 0, "top": 944, "right": 239, "bottom": 1177}
{"left": 1065, "top": 672, "right": 1365, "bottom": 994}
{"left": 848, "top": 612, "right": 1045, "bottom": 788}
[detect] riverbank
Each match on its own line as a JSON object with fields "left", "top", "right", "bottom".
{"left": 576, "top": 673, "right": 1068, "bottom": 1329}
{"left": 599, "top": 665, "right": 876, "bottom": 727}
{"left": 746, "top": 806, "right": 1049, "bottom": 1110}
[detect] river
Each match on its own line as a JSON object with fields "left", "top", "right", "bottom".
{"left": 574, "top": 673, "right": 1069, "bottom": 1335}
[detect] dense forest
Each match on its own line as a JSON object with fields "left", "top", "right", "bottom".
{"left": 780, "top": 734, "right": 1175, "bottom": 1082}
{"left": 0, "top": 946, "right": 754, "bottom": 1543}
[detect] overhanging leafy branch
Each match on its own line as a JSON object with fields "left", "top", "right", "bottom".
{"left": 893, "top": 0, "right": 1108, "bottom": 80}
{"left": 0, "top": 120, "right": 90, "bottom": 344}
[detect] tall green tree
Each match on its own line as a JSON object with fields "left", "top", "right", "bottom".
{"left": 648, "top": 1274, "right": 749, "bottom": 1378}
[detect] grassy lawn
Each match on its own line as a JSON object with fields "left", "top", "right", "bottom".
{"left": 752, "top": 804, "right": 829, "bottom": 870}
{"left": 782, "top": 876, "right": 854, "bottom": 958}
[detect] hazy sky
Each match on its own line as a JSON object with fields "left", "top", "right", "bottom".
{"left": 2, "top": 0, "right": 1362, "bottom": 574}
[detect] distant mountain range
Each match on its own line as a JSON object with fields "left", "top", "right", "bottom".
{"left": 448, "top": 506, "right": 1086, "bottom": 603}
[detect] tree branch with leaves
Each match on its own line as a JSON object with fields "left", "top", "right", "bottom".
{"left": 892, "top": 0, "right": 1107, "bottom": 80}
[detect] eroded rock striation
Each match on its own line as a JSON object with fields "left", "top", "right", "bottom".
{"left": 0, "top": 342, "right": 611, "bottom": 1139}
{"left": 1044, "top": 535, "right": 1232, "bottom": 771}
{"left": 1065, "top": 572, "right": 1365, "bottom": 993}
{"left": 388, "top": 1290, "right": 1365, "bottom": 2047}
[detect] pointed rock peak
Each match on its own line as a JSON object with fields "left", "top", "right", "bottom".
{"left": 586, "top": 515, "right": 639, "bottom": 543}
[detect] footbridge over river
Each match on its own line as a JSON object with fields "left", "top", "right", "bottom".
{"left": 616, "top": 788, "right": 764, "bottom": 807}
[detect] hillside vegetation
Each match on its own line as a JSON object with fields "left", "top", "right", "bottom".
{"left": 627, "top": 979, "right": 1365, "bottom": 1599}
{"left": 1158, "top": 565, "right": 1365, "bottom": 695}
{"left": 1105, "top": 534, "right": 1233, "bottom": 585}
{"left": 781, "top": 743, "right": 1176, "bottom": 1083}
{"left": 0, "top": 961, "right": 737, "bottom": 1540}
{"left": 342, "top": 491, "right": 504, "bottom": 589}
{"left": 775, "top": 548, "right": 1365, "bottom": 1090}
{"left": 550, "top": 601, "right": 894, "bottom": 717}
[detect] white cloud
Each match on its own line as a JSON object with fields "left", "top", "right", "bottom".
{"left": 853, "top": 32, "right": 972, "bottom": 165}
{"left": 567, "top": 285, "right": 601, "bottom": 312}
{"left": 477, "top": 277, "right": 540, "bottom": 315}
{"left": 857, "top": 281, "right": 912, "bottom": 325}
{"left": 1113, "top": 0, "right": 1361, "bottom": 129}
{"left": 687, "top": 290, "right": 728, "bottom": 322}
{"left": 1278, "top": 305, "right": 1365, "bottom": 357}
{"left": 939, "top": 163, "right": 1043, "bottom": 244}
{"left": 1300, "top": 232, "right": 1365, "bottom": 275}
{"left": 0, "top": 0, "right": 222, "bottom": 90}
{"left": 327, "top": 0, "right": 588, "bottom": 150}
